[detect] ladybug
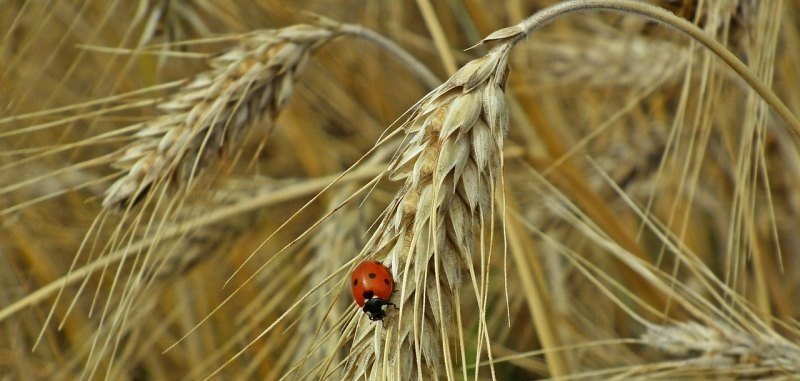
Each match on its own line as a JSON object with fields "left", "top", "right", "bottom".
{"left": 351, "top": 260, "right": 396, "bottom": 321}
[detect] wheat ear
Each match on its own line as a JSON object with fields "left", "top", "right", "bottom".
{"left": 642, "top": 321, "right": 800, "bottom": 375}
{"left": 102, "top": 25, "right": 336, "bottom": 208}
{"left": 342, "top": 41, "right": 511, "bottom": 380}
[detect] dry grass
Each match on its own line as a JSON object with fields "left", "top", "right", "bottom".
{"left": 1, "top": 0, "right": 800, "bottom": 380}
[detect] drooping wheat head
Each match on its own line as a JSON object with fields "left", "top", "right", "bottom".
{"left": 642, "top": 321, "right": 800, "bottom": 377}
{"left": 103, "top": 24, "right": 337, "bottom": 208}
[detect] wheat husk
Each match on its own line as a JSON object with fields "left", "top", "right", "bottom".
{"left": 103, "top": 25, "right": 336, "bottom": 208}
{"left": 341, "top": 41, "right": 512, "bottom": 380}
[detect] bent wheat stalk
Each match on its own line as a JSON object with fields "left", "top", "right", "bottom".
{"left": 102, "top": 20, "right": 440, "bottom": 210}
{"left": 502, "top": 0, "right": 800, "bottom": 134}
{"left": 343, "top": 42, "right": 511, "bottom": 380}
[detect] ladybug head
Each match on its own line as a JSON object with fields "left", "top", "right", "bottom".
{"left": 362, "top": 297, "right": 395, "bottom": 321}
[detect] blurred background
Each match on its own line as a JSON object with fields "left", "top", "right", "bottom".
{"left": 1, "top": 0, "right": 799, "bottom": 379}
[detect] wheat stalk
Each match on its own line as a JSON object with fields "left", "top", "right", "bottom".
{"left": 512, "top": 0, "right": 800, "bottom": 135}
{"left": 341, "top": 40, "right": 512, "bottom": 380}
{"left": 102, "top": 25, "right": 336, "bottom": 208}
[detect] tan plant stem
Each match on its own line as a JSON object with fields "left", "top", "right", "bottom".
{"left": 102, "top": 21, "right": 440, "bottom": 209}
{"left": 503, "top": 192, "right": 569, "bottom": 378}
{"left": 490, "top": 0, "right": 800, "bottom": 135}
{"left": 415, "top": 0, "right": 458, "bottom": 75}
{"left": 339, "top": 23, "right": 441, "bottom": 89}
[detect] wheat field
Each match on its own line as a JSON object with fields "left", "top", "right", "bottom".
{"left": 1, "top": 0, "right": 799, "bottom": 380}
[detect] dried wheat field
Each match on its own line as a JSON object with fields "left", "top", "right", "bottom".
{"left": 1, "top": 0, "right": 799, "bottom": 380}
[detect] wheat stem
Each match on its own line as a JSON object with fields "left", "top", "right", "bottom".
{"left": 338, "top": 23, "right": 441, "bottom": 89}
{"left": 415, "top": 0, "right": 458, "bottom": 75}
{"left": 482, "top": 0, "right": 800, "bottom": 135}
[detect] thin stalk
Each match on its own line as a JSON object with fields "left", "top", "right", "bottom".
{"left": 415, "top": 0, "right": 458, "bottom": 74}
{"left": 504, "top": 0, "right": 800, "bottom": 135}
{"left": 339, "top": 23, "right": 441, "bottom": 89}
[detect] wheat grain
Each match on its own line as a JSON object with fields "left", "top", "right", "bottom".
{"left": 642, "top": 321, "right": 800, "bottom": 376}
{"left": 102, "top": 25, "right": 336, "bottom": 208}
{"left": 529, "top": 36, "right": 686, "bottom": 88}
{"left": 342, "top": 41, "right": 512, "bottom": 380}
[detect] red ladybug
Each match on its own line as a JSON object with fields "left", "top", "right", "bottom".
{"left": 351, "top": 260, "right": 396, "bottom": 321}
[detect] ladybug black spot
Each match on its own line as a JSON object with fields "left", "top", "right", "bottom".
{"left": 368, "top": 273, "right": 377, "bottom": 279}
{"left": 362, "top": 290, "right": 374, "bottom": 300}
{"left": 384, "top": 278, "right": 390, "bottom": 285}
{"left": 353, "top": 279, "right": 358, "bottom": 286}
